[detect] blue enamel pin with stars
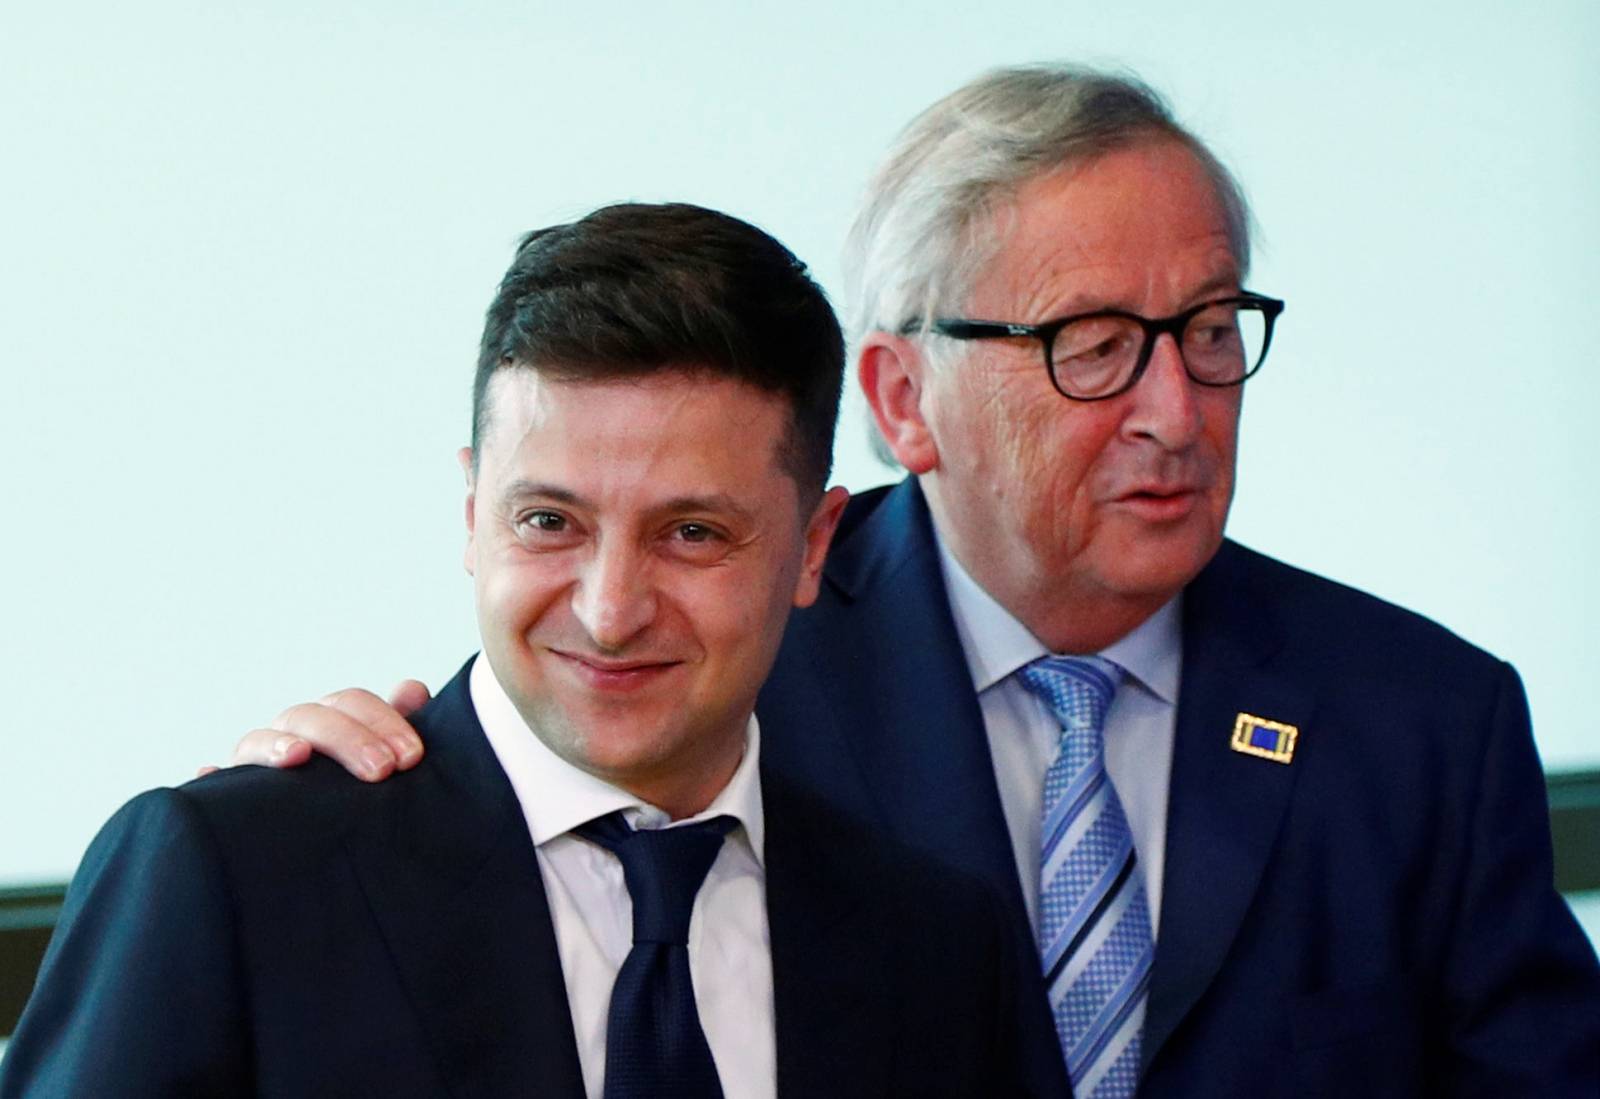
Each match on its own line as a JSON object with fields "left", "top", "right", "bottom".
{"left": 1230, "top": 712, "right": 1299, "bottom": 764}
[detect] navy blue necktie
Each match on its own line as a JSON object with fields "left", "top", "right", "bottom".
{"left": 575, "top": 810, "right": 737, "bottom": 1099}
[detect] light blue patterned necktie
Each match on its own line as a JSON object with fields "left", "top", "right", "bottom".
{"left": 1017, "top": 655, "right": 1153, "bottom": 1099}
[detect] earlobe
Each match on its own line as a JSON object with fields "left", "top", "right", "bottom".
{"left": 792, "top": 485, "right": 851, "bottom": 608}
{"left": 858, "top": 335, "right": 939, "bottom": 474}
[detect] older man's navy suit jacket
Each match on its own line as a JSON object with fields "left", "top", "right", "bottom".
{"left": 1, "top": 661, "right": 1029, "bottom": 1098}
{"left": 755, "top": 478, "right": 1600, "bottom": 1098}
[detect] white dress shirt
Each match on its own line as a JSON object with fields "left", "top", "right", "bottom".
{"left": 469, "top": 655, "right": 776, "bottom": 1099}
{"left": 935, "top": 538, "right": 1180, "bottom": 941}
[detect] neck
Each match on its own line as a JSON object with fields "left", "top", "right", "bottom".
{"left": 602, "top": 736, "right": 747, "bottom": 822}
{"left": 1016, "top": 591, "right": 1165, "bottom": 654}
{"left": 922, "top": 491, "right": 1172, "bottom": 655}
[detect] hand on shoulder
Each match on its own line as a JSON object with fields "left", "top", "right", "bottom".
{"left": 199, "top": 680, "right": 432, "bottom": 781}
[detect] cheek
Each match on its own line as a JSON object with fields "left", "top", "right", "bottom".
{"left": 1207, "top": 395, "right": 1242, "bottom": 454}
{"left": 1006, "top": 410, "right": 1118, "bottom": 534}
{"left": 949, "top": 374, "right": 1058, "bottom": 486}
{"left": 1201, "top": 394, "right": 1242, "bottom": 488}
{"left": 676, "top": 561, "right": 798, "bottom": 674}
{"left": 477, "top": 558, "right": 565, "bottom": 641}
{"left": 706, "top": 576, "right": 777, "bottom": 651}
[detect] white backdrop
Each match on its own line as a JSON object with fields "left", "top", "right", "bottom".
{"left": 3, "top": 0, "right": 1596, "bottom": 885}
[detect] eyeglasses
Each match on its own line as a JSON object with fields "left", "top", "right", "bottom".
{"left": 915, "top": 291, "right": 1285, "bottom": 401}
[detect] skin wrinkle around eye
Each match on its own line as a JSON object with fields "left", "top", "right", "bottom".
{"left": 463, "top": 368, "right": 846, "bottom": 819}
{"left": 912, "top": 139, "right": 1244, "bottom": 654}
{"left": 500, "top": 489, "right": 757, "bottom": 568}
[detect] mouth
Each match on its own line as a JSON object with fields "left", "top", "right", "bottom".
{"left": 1113, "top": 485, "right": 1203, "bottom": 521}
{"left": 550, "top": 651, "right": 682, "bottom": 692}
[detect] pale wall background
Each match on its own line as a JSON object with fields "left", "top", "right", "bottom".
{"left": 2, "top": 0, "right": 1596, "bottom": 885}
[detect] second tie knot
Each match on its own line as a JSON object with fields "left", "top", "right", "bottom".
{"left": 576, "top": 812, "right": 737, "bottom": 945}
{"left": 1016, "top": 654, "right": 1121, "bottom": 740}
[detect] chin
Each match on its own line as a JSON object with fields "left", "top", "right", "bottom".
{"left": 558, "top": 710, "right": 678, "bottom": 767}
{"left": 1102, "top": 531, "right": 1222, "bottom": 600}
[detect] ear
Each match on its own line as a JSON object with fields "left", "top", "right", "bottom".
{"left": 457, "top": 446, "right": 477, "bottom": 576}
{"left": 857, "top": 333, "right": 938, "bottom": 474}
{"left": 791, "top": 485, "right": 850, "bottom": 608}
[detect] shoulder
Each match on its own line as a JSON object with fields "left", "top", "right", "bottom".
{"left": 1199, "top": 539, "right": 1507, "bottom": 680}
{"left": 833, "top": 480, "right": 900, "bottom": 542}
{"left": 1186, "top": 540, "right": 1530, "bottom": 817}
{"left": 170, "top": 663, "right": 494, "bottom": 858}
{"left": 53, "top": 758, "right": 391, "bottom": 914}
{"left": 182, "top": 751, "right": 390, "bottom": 826}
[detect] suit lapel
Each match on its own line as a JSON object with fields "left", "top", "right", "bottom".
{"left": 343, "top": 666, "right": 587, "bottom": 1099}
{"left": 800, "top": 480, "right": 1027, "bottom": 910}
{"left": 764, "top": 478, "right": 1069, "bottom": 1099}
{"left": 763, "top": 768, "right": 894, "bottom": 1099}
{"left": 1142, "top": 543, "right": 1314, "bottom": 1070}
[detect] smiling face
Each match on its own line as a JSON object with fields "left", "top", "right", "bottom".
{"left": 872, "top": 139, "right": 1244, "bottom": 652}
{"left": 464, "top": 369, "right": 846, "bottom": 818}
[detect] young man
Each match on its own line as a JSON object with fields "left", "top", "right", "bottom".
{"left": 0, "top": 204, "right": 1032, "bottom": 1099}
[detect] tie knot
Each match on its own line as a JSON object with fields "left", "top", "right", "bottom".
{"left": 575, "top": 811, "right": 737, "bottom": 945}
{"left": 1016, "top": 654, "right": 1121, "bottom": 739}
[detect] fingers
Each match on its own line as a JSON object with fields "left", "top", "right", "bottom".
{"left": 316, "top": 687, "right": 425, "bottom": 773}
{"left": 220, "top": 684, "right": 428, "bottom": 783}
{"left": 223, "top": 689, "right": 421, "bottom": 783}
{"left": 386, "top": 679, "right": 432, "bottom": 719}
{"left": 229, "top": 728, "right": 316, "bottom": 769}
{"left": 248, "top": 702, "right": 391, "bottom": 780}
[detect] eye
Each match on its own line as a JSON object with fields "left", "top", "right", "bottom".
{"left": 664, "top": 520, "right": 735, "bottom": 564}
{"left": 674, "top": 522, "right": 720, "bottom": 544}
{"left": 1186, "top": 305, "right": 1242, "bottom": 350}
{"left": 517, "top": 509, "right": 569, "bottom": 534}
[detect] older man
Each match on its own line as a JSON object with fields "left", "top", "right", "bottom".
{"left": 1, "top": 204, "right": 1031, "bottom": 1099}
{"left": 231, "top": 67, "right": 1599, "bottom": 1096}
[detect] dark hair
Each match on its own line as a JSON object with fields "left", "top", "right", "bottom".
{"left": 473, "top": 202, "right": 844, "bottom": 499}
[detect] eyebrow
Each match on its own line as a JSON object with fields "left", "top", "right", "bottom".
{"left": 1051, "top": 271, "right": 1243, "bottom": 318}
{"left": 497, "top": 480, "right": 584, "bottom": 509}
{"left": 1184, "top": 272, "right": 1244, "bottom": 304}
{"left": 495, "top": 481, "right": 760, "bottom": 524}
{"left": 655, "top": 493, "right": 759, "bottom": 525}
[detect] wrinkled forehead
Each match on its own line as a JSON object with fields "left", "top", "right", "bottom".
{"left": 967, "top": 140, "right": 1239, "bottom": 316}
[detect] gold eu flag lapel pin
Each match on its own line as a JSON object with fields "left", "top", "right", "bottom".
{"left": 1231, "top": 712, "right": 1299, "bottom": 764}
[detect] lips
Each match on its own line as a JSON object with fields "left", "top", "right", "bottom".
{"left": 551, "top": 650, "right": 682, "bottom": 691}
{"left": 1112, "top": 484, "right": 1203, "bottom": 521}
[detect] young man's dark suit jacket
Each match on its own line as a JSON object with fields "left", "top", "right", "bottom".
{"left": 0, "top": 662, "right": 1028, "bottom": 1099}
{"left": 756, "top": 478, "right": 1600, "bottom": 1099}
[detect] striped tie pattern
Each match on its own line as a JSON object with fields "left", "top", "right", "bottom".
{"left": 1017, "top": 655, "right": 1153, "bottom": 1099}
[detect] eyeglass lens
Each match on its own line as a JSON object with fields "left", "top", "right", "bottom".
{"left": 1050, "top": 301, "right": 1269, "bottom": 398}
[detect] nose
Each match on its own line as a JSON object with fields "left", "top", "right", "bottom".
{"left": 570, "top": 538, "right": 658, "bottom": 651}
{"left": 1124, "top": 332, "right": 1204, "bottom": 449}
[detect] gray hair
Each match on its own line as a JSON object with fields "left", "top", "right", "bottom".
{"left": 842, "top": 62, "right": 1253, "bottom": 347}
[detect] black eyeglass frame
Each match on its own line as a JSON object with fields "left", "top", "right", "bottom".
{"left": 915, "top": 290, "right": 1286, "bottom": 402}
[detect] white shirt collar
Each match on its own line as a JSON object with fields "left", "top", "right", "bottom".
{"left": 468, "top": 653, "right": 766, "bottom": 865}
{"left": 934, "top": 536, "right": 1181, "bottom": 704}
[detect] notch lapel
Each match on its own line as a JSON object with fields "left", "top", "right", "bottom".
{"left": 796, "top": 480, "right": 1026, "bottom": 908}
{"left": 1141, "top": 544, "right": 1314, "bottom": 1071}
{"left": 761, "top": 479, "right": 1071, "bottom": 1099}
{"left": 343, "top": 667, "right": 587, "bottom": 1099}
